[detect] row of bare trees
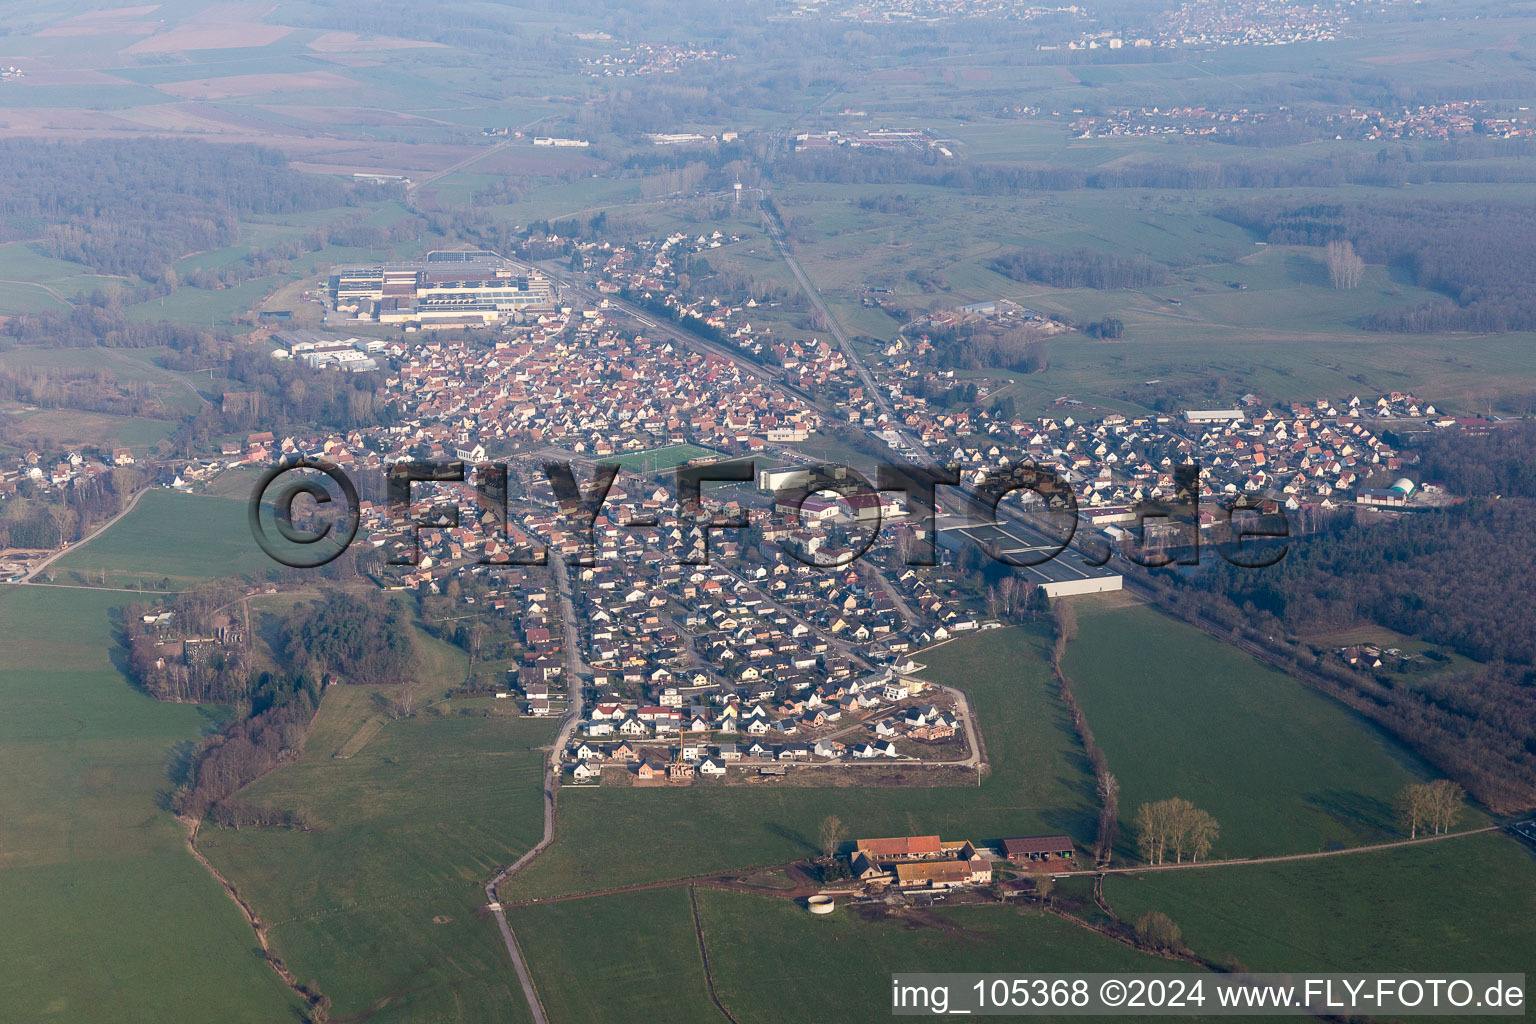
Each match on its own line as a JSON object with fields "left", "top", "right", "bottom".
{"left": 1326, "top": 239, "right": 1365, "bottom": 289}
{"left": 1134, "top": 798, "right": 1220, "bottom": 865}
{"left": 1397, "top": 780, "right": 1464, "bottom": 839}
{"left": 1048, "top": 603, "right": 1121, "bottom": 866}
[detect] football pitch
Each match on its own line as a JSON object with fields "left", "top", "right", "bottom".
{"left": 609, "top": 443, "right": 723, "bottom": 474}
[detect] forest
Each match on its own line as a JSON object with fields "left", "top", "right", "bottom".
{"left": 919, "top": 321, "right": 1049, "bottom": 374}
{"left": 0, "top": 139, "right": 350, "bottom": 281}
{"left": 992, "top": 248, "right": 1170, "bottom": 290}
{"left": 1216, "top": 200, "right": 1536, "bottom": 332}
{"left": 1409, "top": 421, "right": 1536, "bottom": 497}
{"left": 280, "top": 590, "right": 417, "bottom": 687}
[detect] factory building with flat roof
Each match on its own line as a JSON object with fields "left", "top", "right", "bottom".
{"left": 329, "top": 250, "right": 556, "bottom": 327}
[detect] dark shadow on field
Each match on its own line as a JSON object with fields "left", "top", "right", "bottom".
{"left": 767, "top": 822, "right": 817, "bottom": 855}
{"left": 1284, "top": 250, "right": 1330, "bottom": 288}
{"left": 1304, "top": 788, "right": 1396, "bottom": 836}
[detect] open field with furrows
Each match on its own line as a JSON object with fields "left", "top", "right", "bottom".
{"left": 511, "top": 886, "right": 1200, "bottom": 1024}
{"left": 508, "top": 623, "right": 1100, "bottom": 899}
{"left": 1103, "top": 831, "right": 1536, "bottom": 972}
{"left": 0, "top": 585, "right": 304, "bottom": 1022}
{"left": 51, "top": 488, "right": 276, "bottom": 587}
{"left": 196, "top": 691, "right": 553, "bottom": 1022}
{"left": 1062, "top": 601, "right": 1442, "bottom": 861}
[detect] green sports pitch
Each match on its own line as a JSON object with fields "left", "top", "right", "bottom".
{"left": 608, "top": 443, "right": 723, "bottom": 474}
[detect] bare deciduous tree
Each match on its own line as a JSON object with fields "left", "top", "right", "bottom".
{"left": 1326, "top": 240, "right": 1365, "bottom": 289}
{"left": 818, "top": 814, "right": 848, "bottom": 860}
{"left": 1135, "top": 798, "right": 1219, "bottom": 865}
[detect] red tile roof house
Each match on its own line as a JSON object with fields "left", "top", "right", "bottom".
{"left": 854, "top": 835, "right": 945, "bottom": 861}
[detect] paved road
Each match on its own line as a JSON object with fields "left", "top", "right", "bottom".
{"left": 0, "top": 278, "right": 73, "bottom": 309}
{"left": 484, "top": 555, "right": 586, "bottom": 1024}
{"left": 758, "top": 202, "right": 925, "bottom": 457}
{"left": 11, "top": 486, "right": 149, "bottom": 584}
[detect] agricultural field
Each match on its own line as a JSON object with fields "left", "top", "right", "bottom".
{"left": 1103, "top": 831, "right": 1536, "bottom": 972}
{"left": 195, "top": 703, "right": 552, "bottom": 1022}
{"left": 511, "top": 886, "right": 1199, "bottom": 1024}
{"left": 771, "top": 178, "right": 1536, "bottom": 415}
{"left": 51, "top": 489, "right": 275, "bottom": 588}
{"left": 0, "top": 406, "right": 176, "bottom": 454}
{"left": 1062, "top": 600, "right": 1442, "bottom": 860}
{"left": 508, "top": 623, "right": 1099, "bottom": 898}
{"left": 0, "top": 585, "right": 303, "bottom": 1023}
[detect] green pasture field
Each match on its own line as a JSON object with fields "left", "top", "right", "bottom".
{"left": 1103, "top": 831, "right": 1536, "bottom": 972}
{"left": 52, "top": 489, "right": 274, "bottom": 587}
{"left": 512, "top": 886, "right": 1199, "bottom": 1024}
{"left": 0, "top": 585, "right": 303, "bottom": 1022}
{"left": 1062, "top": 601, "right": 1440, "bottom": 861}
{"left": 0, "top": 280, "right": 70, "bottom": 314}
{"left": 697, "top": 889, "right": 1202, "bottom": 1024}
{"left": 0, "top": 406, "right": 176, "bottom": 454}
{"left": 509, "top": 886, "right": 721, "bottom": 1022}
{"left": 769, "top": 178, "right": 1536, "bottom": 415}
{"left": 123, "top": 275, "right": 286, "bottom": 327}
{"left": 508, "top": 623, "right": 1100, "bottom": 899}
{"left": 196, "top": 692, "right": 553, "bottom": 1021}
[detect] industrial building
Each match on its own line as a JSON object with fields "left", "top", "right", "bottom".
{"left": 1356, "top": 477, "right": 1416, "bottom": 508}
{"left": 328, "top": 250, "right": 556, "bottom": 327}
{"left": 936, "top": 515, "right": 1123, "bottom": 598}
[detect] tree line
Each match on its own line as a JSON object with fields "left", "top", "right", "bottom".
{"left": 1217, "top": 199, "right": 1536, "bottom": 332}
{"left": 992, "top": 248, "right": 1170, "bottom": 291}
{"left": 1133, "top": 798, "right": 1219, "bottom": 865}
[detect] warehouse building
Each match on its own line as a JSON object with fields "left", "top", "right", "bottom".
{"left": 329, "top": 250, "right": 556, "bottom": 327}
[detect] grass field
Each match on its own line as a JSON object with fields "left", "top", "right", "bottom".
{"left": 196, "top": 666, "right": 554, "bottom": 1021}
{"left": 511, "top": 886, "right": 1198, "bottom": 1023}
{"left": 771, "top": 180, "right": 1536, "bottom": 416}
{"left": 0, "top": 406, "right": 176, "bottom": 454}
{"left": 0, "top": 345, "right": 210, "bottom": 419}
{"left": 52, "top": 489, "right": 275, "bottom": 587}
{"left": 0, "top": 585, "right": 303, "bottom": 1022}
{"left": 509, "top": 887, "right": 721, "bottom": 1022}
{"left": 608, "top": 442, "right": 724, "bottom": 474}
{"left": 1103, "top": 831, "right": 1536, "bottom": 972}
{"left": 1062, "top": 601, "right": 1438, "bottom": 860}
{"left": 508, "top": 623, "right": 1099, "bottom": 898}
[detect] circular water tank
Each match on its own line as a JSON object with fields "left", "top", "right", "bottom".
{"left": 807, "top": 895, "right": 835, "bottom": 915}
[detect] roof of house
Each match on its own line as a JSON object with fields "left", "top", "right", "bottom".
{"left": 894, "top": 861, "right": 970, "bottom": 883}
{"left": 855, "top": 835, "right": 943, "bottom": 858}
{"left": 1001, "top": 835, "right": 1074, "bottom": 857}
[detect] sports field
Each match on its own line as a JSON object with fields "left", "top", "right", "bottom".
{"left": 608, "top": 443, "right": 723, "bottom": 474}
